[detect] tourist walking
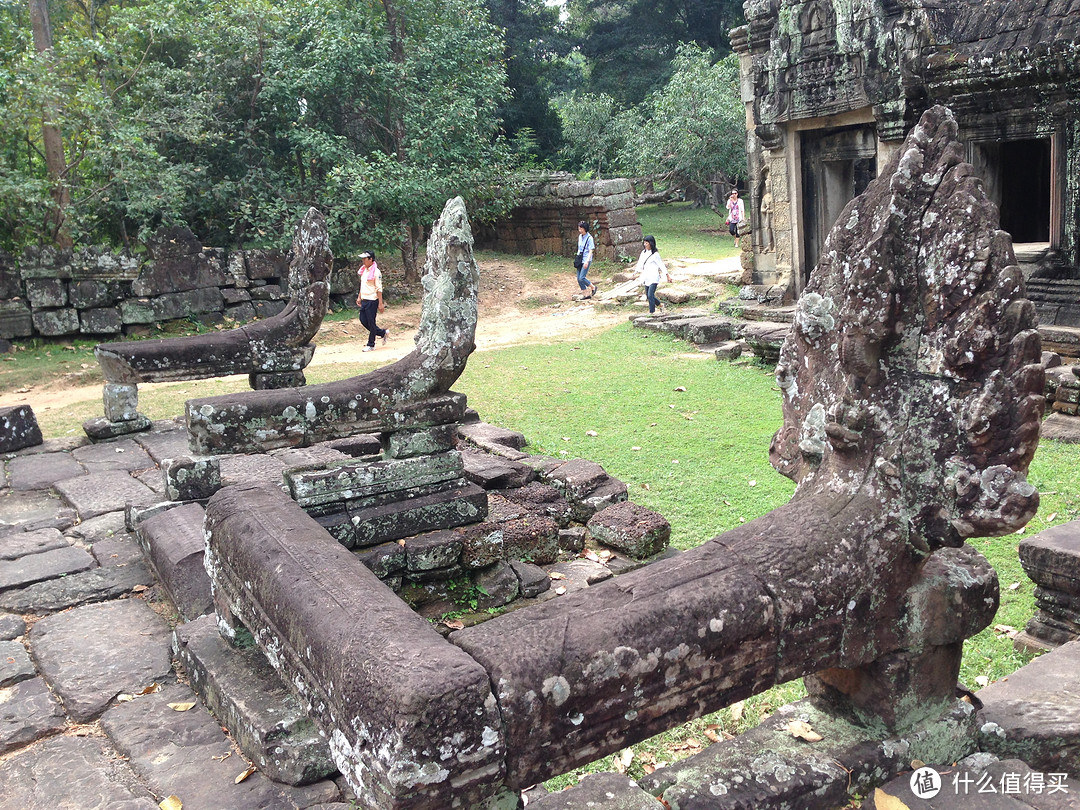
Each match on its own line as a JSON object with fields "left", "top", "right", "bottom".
{"left": 725, "top": 189, "right": 745, "bottom": 249}
{"left": 574, "top": 220, "right": 597, "bottom": 299}
{"left": 636, "top": 235, "right": 669, "bottom": 315}
{"left": 356, "top": 251, "right": 388, "bottom": 352}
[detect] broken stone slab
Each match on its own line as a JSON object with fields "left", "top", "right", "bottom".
{"left": 0, "top": 489, "right": 76, "bottom": 532}
{"left": 714, "top": 339, "right": 748, "bottom": 361}
{"left": 349, "top": 481, "right": 489, "bottom": 548}
{"left": 100, "top": 680, "right": 308, "bottom": 810}
{"left": 0, "top": 676, "right": 68, "bottom": 756}
{"left": 64, "top": 509, "right": 127, "bottom": 544}
{"left": 587, "top": 501, "right": 671, "bottom": 559}
{"left": 575, "top": 477, "right": 629, "bottom": 522}
{"left": 542, "top": 458, "right": 628, "bottom": 521}
{"left": 71, "top": 437, "right": 156, "bottom": 473}
{"left": 682, "top": 315, "right": 742, "bottom": 345}
{"left": 29, "top": 598, "right": 173, "bottom": 722}
{"left": 322, "top": 434, "right": 382, "bottom": 459}
{"left": 527, "top": 773, "right": 660, "bottom": 810}
{"left": 509, "top": 560, "right": 551, "bottom": 598}
{"left": 270, "top": 444, "right": 351, "bottom": 469}
{"left": 546, "top": 557, "right": 613, "bottom": 587}
{"left": 0, "top": 405, "right": 43, "bottom": 453}
{"left": 354, "top": 540, "right": 406, "bottom": 580}
{"left": 496, "top": 482, "right": 570, "bottom": 527}
{"left": 133, "top": 466, "right": 166, "bottom": 495}
{"left": 977, "top": 638, "right": 1080, "bottom": 774}
{"left": 204, "top": 481, "right": 507, "bottom": 810}
{"left": 0, "top": 612, "right": 25, "bottom": 640}
{"left": 462, "top": 451, "right": 535, "bottom": 490}
{"left": 474, "top": 561, "right": 520, "bottom": 609}
{"left": 1019, "top": 521, "right": 1080, "bottom": 594}
{"left": 405, "top": 529, "right": 463, "bottom": 573}
{"left": 82, "top": 414, "right": 153, "bottom": 440}
{"left": 9, "top": 433, "right": 89, "bottom": 456}
{"left": 135, "top": 502, "right": 213, "bottom": 620}
{"left": 0, "top": 526, "right": 68, "bottom": 560}
{"left": 54, "top": 469, "right": 159, "bottom": 520}
{"left": 458, "top": 514, "right": 560, "bottom": 570}
{"left": 0, "top": 544, "right": 95, "bottom": 592}
{"left": 286, "top": 450, "right": 465, "bottom": 508}
{"left": 640, "top": 699, "right": 977, "bottom": 810}
{"left": 457, "top": 422, "right": 527, "bottom": 454}
{"left": 558, "top": 526, "right": 585, "bottom": 552}
{"left": 174, "top": 614, "right": 337, "bottom": 786}
{"left": 0, "top": 560, "right": 153, "bottom": 614}
{"left": 163, "top": 455, "right": 222, "bottom": 501}
{"left": 1039, "top": 413, "right": 1080, "bottom": 444}
{"left": 6, "top": 451, "right": 85, "bottom": 491}
{"left": 0, "top": 638, "right": 34, "bottom": 687}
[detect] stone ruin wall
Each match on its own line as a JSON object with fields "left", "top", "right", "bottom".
{"left": 0, "top": 229, "right": 360, "bottom": 342}
{"left": 476, "top": 177, "right": 644, "bottom": 261}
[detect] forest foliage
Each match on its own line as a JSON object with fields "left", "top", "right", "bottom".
{"left": 0, "top": 0, "right": 747, "bottom": 261}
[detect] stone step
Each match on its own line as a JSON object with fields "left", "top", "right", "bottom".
{"left": 134, "top": 502, "right": 213, "bottom": 621}
{"left": 174, "top": 614, "right": 337, "bottom": 787}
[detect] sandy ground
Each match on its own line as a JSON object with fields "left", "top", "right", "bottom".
{"left": 5, "top": 255, "right": 716, "bottom": 413}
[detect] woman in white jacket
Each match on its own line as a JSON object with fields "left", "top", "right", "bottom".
{"left": 636, "top": 235, "right": 668, "bottom": 314}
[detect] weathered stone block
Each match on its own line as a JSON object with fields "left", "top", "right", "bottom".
{"left": 354, "top": 540, "right": 407, "bottom": 579}
{"left": 25, "top": 277, "right": 67, "bottom": 308}
{"left": 151, "top": 287, "right": 225, "bottom": 320}
{"left": 350, "top": 481, "right": 489, "bottom": 547}
{"left": 249, "top": 283, "right": 284, "bottom": 300}
{"left": 0, "top": 405, "right": 43, "bottom": 453}
{"left": 79, "top": 306, "right": 122, "bottom": 334}
{"left": 0, "top": 545, "right": 95, "bottom": 592}
{"left": 225, "top": 302, "right": 256, "bottom": 323}
{"left": 0, "top": 300, "right": 32, "bottom": 340}
{"left": 250, "top": 370, "right": 305, "bottom": 389}
{"left": 323, "top": 434, "right": 383, "bottom": 458}
{"left": 243, "top": 248, "right": 287, "bottom": 280}
{"left": 103, "top": 382, "right": 139, "bottom": 422}
{"left": 0, "top": 638, "right": 34, "bottom": 687}
{"left": 459, "top": 514, "right": 559, "bottom": 569}
{"left": 68, "top": 279, "right": 120, "bottom": 309}
{"left": 385, "top": 423, "right": 459, "bottom": 459}
{"left": 405, "top": 529, "right": 463, "bottom": 573}
{"left": 458, "top": 421, "right": 527, "bottom": 453}
{"left": 0, "top": 678, "right": 68, "bottom": 757}
{"left": 286, "top": 450, "right": 465, "bottom": 508}
{"left": 501, "top": 481, "right": 572, "bottom": 527}
{"left": 135, "top": 502, "right": 212, "bottom": 620}
{"left": 1020, "top": 521, "right": 1080, "bottom": 594}
{"left": 82, "top": 414, "right": 153, "bottom": 440}
{"left": 174, "top": 614, "right": 336, "bottom": 786}
{"left": 587, "top": 501, "right": 671, "bottom": 559}
{"left": 253, "top": 299, "right": 286, "bottom": 319}
{"left": 132, "top": 252, "right": 231, "bottom": 296}
{"left": 31, "top": 307, "right": 80, "bottom": 336}
{"left": 462, "top": 451, "right": 534, "bottom": 489}
{"left": 509, "top": 560, "right": 550, "bottom": 598}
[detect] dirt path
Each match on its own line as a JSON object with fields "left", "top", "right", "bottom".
{"left": 0, "top": 257, "right": 633, "bottom": 413}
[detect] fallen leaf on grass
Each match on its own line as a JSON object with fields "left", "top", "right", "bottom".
{"left": 704, "top": 727, "right": 722, "bottom": 743}
{"left": 1007, "top": 582, "right": 1020, "bottom": 591}
{"left": 786, "top": 720, "right": 823, "bottom": 742}
{"left": 641, "top": 483, "right": 651, "bottom": 490}
{"left": 235, "top": 765, "right": 257, "bottom": 784}
{"left": 729, "top": 701, "right": 744, "bottom": 722}
{"left": 159, "top": 797, "right": 183, "bottom": 810}
{"left": 872, "top": 788, "right": 911, "bottom": 810}
{"left": 674, "top": 386, "right": 686, "bottom": 392}
{"left": 585, "top": 430, "right": 598, "bottom": 437}
{"left": 631, "top": 446, "right": 641, "bottom": 451}
{"left": 1046, "top": 512, "right": 1058, "bottom": 522}
{"left": 612, "top": 748, "right": 633, "bottom": 773}
{"left": 168, "top": 702, "right": 196, "bottom": 712}
{"left": 975, "top": 675, "right": 989, "bottom": 687}
{"left": 748, "top": 480, "right": 757, "bottom": 487}
{"left": 993, "top": 624, "right": 1017, "bottom": 638}
{"left": 443, "top": 619, "right": 465, "bottom": 631}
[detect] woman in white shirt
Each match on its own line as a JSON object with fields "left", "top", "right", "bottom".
{"left": 636, "top": 235, "right": 668, "bottom": 314}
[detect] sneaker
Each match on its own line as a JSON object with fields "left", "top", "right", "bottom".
{"left": 362, "top": 346, "right": 374, "bottom": 352}
{"left": 381, "top": 330, "right": 389, "bottom": 346}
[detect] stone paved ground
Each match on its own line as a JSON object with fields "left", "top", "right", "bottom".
{"left": 0, "top": 420, "right": 350, "bottom": 810}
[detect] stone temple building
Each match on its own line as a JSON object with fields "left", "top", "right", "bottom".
{"left": 732, "top": 0, "right": 1080, "bottom": 321}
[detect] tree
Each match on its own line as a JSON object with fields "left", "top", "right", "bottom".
{"left": 565, "top": 0, "right": 744, "bottom": 106}
{"left": 617, "top": 47, "right": 746, "bottom": 206}
{"left": 28, "top": 0, "right": 71, "bottom": 246}
{"left": 554, "top": 90, "right": 627, "bottom": 178}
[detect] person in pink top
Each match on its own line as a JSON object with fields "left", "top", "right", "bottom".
{"left": 725, "top": 189, "right": 745, "bottom": 248}
{"left": 356, "top": 251, "right": 388, "bottom": 352}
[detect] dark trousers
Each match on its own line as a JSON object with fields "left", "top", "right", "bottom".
{"left": 359, "top": 299, "right": 385, "bottom": 346}
{"left": 645, "top": 283, "right": 659, "bottom": 313}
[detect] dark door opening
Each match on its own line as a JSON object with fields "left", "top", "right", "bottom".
{"left": 800, "top": 125, "right": 877, "bottom": 287}
{"left": 998, "top": 139, "right": 1051, "bottom": 244}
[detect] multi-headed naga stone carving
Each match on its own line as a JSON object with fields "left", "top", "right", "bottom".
{"left": 89, "top": 208, "right": 332, "bottom": 438}
{"left": 770, "top": 105, "right": 1043, "bottom": 553}
{"left": 185, "top": 196, "right": 479, "bottom": 453}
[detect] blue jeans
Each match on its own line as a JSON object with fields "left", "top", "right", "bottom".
{"left": 358, "top": 299, "right": 385, "bottom": 347}
{"left": 577, "top": 262, "right": 592, "bottom": 290}
{"left": 645, "top": 283, "right": 659, "bottom": 313}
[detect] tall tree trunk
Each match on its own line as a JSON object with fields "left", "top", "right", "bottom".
{"left": 29, "top": 0, "right": 71, "bottom": 248}
{"left": 379, "top": 0, "right": 422, "bottom": 284}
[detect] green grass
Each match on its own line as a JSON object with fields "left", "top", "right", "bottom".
{"left": 636, "top": 201, "right": 742, "bottom": 261}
